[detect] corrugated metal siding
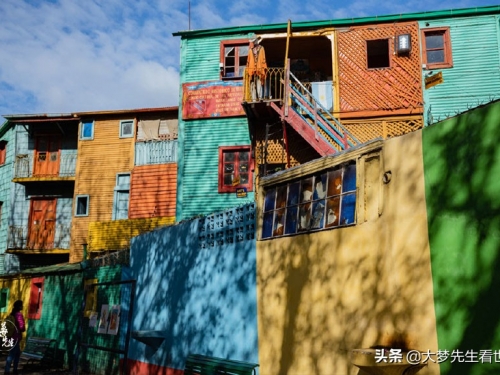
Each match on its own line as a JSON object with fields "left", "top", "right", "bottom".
{"left": 421, "top": 15, "right": 500, "bottom": 124}
{"left": 88, "top": 217, "right": 174, "bottom": 252}
{"left": 0, "top": 127, "right": 14, "bottom": 257}
{"left": 178, "top": 34, "right": 255, "bottom": 221}
{"left": 178, "top": 117, "right": 254, "bottom": 220}
{"left": 181, "top": 34, "right": 251, "bottom": 83}
{"left": 71, "top": 117, "right": 135, "bottom": 262}
{"left": 129, "top": 164, "right": 177, "bottom": 219}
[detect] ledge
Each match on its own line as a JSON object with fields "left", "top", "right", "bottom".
{"left": 132, "top": 330, "right": 165, "bottom": 348}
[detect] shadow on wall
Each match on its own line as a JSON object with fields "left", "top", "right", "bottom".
{"left": 128, "top": 203, "right": 258, "bottom": 371}
{"left": 257, "top": 132, "right": 439, "bottom": 375}
{"left": 423, "top": 99, "right": 500, "bottom": 375}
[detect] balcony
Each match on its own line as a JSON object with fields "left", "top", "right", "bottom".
{"left": 13, "top": 151, "right": 77, "bottom": 181}
{"left": 7, "top": 224, "right": 71, "bottom": 252}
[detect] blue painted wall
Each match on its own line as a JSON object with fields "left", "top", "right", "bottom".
{"left": 127, "top": 203, "right": 258, "bottom": 371}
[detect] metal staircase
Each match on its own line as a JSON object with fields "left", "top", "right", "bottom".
{"left": 243, "top": 63, "right": 361, "bottom": 156}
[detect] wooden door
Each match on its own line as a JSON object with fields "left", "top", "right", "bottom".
{"left": 28, "top": 199, "right": 57, "bottom": 249}
{"left": 33, "top": 135, "right": 61, "bottom": 176}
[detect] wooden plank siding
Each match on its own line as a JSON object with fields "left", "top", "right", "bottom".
{"left": 71, "top": 117, "right": 135, "bottom": 262}
{"left": 129, "top": 164, "right": 177, "bottom": 219}
{"left": 419, "top": 15, "right": 500, "bottom": 125}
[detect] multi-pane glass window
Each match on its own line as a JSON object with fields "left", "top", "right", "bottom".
{"left": 421, "top": 28, "right": 452, "bottom": 69}
{"left": 221, "top": 41, "right": 249, "bottom": 79}
{"left": 262, "top": 163, "right": 356, "bottom": 239}
{"left": 218, "top": 146, "right": 252, "bottom": 193}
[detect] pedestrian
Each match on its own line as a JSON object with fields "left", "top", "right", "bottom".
{"left": 4, "top": 300, "right": 25, "bottom": 375}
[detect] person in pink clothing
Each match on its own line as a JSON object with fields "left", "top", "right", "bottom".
{"left": 4, "top": 300, "right": 25, "bottom": 375}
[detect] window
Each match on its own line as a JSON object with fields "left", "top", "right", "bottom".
{"left": 80, "top": 120, "right": 94, "bottom": 140}
{"left": 84, "top": 279, "right": 98, "bottom": 318}
{"left": 421, "top": 27, "right": 452, "bottom": 69}
{"left": 218, "top": 146, "right": 253, "bottom": 193}
{"left": 75, "top": 195, "right": 89, "bottom": 217}
{"left": 366, "top": 39, "right": 390, "bottom": 69}
{"left": 0, "top": 288, "right": 9, "bottom": 313}
{"left": 0, "top": 141, "right": 6, "bottom": 165}
{"left": 262, "top": 163, "right": 356, "bottom": 239}
{"left": 120, "top": 120, "right": 134, "bottom": 138}
{"left": 113, "top": 173, "right": 130, "bottom": 220}
{"left": 220, "top": 40, "right": 250, "bottom": 79}
{"left": 28, "top": 277, "right": 44, "bottom": 319}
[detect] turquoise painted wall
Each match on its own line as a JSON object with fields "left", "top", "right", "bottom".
{"left": 177, "top": 34, "right": 255, "bottom": 221}
{"left": 423, "top": 99, "right": 500, "bottom": 375}
{"left": 127, "top": 203, "right": 258, "bottom": 371}
{"left": 420, "top": 15, "right": 500, "bottom": 125}
{"left": 27, "top": 265, "right": 123, "bottom": 372}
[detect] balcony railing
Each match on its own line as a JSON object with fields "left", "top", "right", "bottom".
{"left": 14, "top": 152, "right": 77, "bottom": 178}
{"left": 7, "top": 224, "right": 71, "bottom": 250}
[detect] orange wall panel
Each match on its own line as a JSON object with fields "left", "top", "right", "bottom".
{"left": 337, "top": 22, "right": 423, "bottom": 117}
{"left": 129, "top": 164, "right": 177, "bottom": 219}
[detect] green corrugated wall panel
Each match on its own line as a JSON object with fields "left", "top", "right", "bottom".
{"left": 177, "top": 34, "right": 256, "bottom": 220}
{"left": 180, "top": 117, "right": 254, "bottom": 220}
{"left": 27, "top": 271, "right": 83, "bottom": 368}
{"left": 180, "top": 34, "right": 251, "bottom": 83}
{"left": 421, "top": 15, "right": 500, "bottom": 125}
{"left": 27, "top": 265, "right": 122, "bottom": 371}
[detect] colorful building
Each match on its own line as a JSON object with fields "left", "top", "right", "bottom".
{"left": 70, "top": 107, "right": 178, "bottom": 262}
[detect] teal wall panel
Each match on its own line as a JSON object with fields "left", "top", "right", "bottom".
{"left": 27, "top": 265, "right": 123, "bottom": 371}
{"left": 177, "top": 34, "right": 256, "bottom": 220}
{"left": 423, "top": 100, "right": 500, "bottom": 375}
{"left": 420, "top": 15, "right": 500, "bottom": 125}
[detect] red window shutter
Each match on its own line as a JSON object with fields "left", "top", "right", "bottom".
{"left": 28, "top": 277, "right": 44, "bottom": 320}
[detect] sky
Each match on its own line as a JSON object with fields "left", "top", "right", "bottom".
{"left": 0, "top": 0, "right": 499, "bottom": 122}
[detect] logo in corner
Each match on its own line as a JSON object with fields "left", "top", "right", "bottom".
{"left": 0, "top": 318, "right": 19, "bottom": 351}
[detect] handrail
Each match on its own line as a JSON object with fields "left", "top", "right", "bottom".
{"left": 288, "top": 72, "right": 361, "bottom": 146}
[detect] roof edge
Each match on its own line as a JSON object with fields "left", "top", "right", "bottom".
{"left": 173, "top": 5, "right": 500, "bottom": 38}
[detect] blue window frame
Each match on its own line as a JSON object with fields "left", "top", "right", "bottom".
{"left": 81, "top": 120, "right": 94, "bottom": 140}
{"left": 262, "top": 163, "right": 356, "bottom": 239}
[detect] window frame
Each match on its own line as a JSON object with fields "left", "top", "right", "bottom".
{"left": 218, "top": 146, "right": 253, "bottom": 193}
{"left": 119, "top": 119, "right": 135, "bottom": 139}
{"left": 0, "top": 141, "right": 7, "bottom": 165}
{"left": 83, "top": 278, "right": 98, "bottom": 318}
{"left": 112, "top": 173, "right": 130, "bottom": 220}
{"left": 80, "top": 120, "right": 95, "bottom": 140}
{"left": 366, "top": 38, "right": 391, "bottom": 70}
{"left": 261, "top": 162, "right": 357, "bottom": 239}
{"left": 220, "top": 39, "right": 250, "bottom": 80}
{"left": 421, "top": 27, "right": 453, "bottom": 70}
{"left": 0, "top": 288, "right": 9, "bottom": 313}
{"left": 75, "top": 195, "right": 90, "bottom": 217}
{"left": 28, "top": 277, "right": 44, "bottom": 320}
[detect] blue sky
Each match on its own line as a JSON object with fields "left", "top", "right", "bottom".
{"left": 0, "top": 0, "right": 498, "bottom": 121}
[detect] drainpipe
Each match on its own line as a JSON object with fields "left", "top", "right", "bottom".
{"left": 82, "top": 243, "right": 88, "bottom": 261}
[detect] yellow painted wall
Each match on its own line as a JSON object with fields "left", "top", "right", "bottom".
{"left": 88, "top": 216, "right": 175, "bottom": 252}
{"left": 256, "top": 131, "right": 439, "bottom": 375}
{"left": 71, "top": 117, "right": 135, "bottom": 262}
{"left": 0, "top": 276, "right": 32, "bottom": 349}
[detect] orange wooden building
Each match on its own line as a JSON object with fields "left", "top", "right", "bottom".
{"left": 70, "top": 107, "right": 178, "bottom": 262}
